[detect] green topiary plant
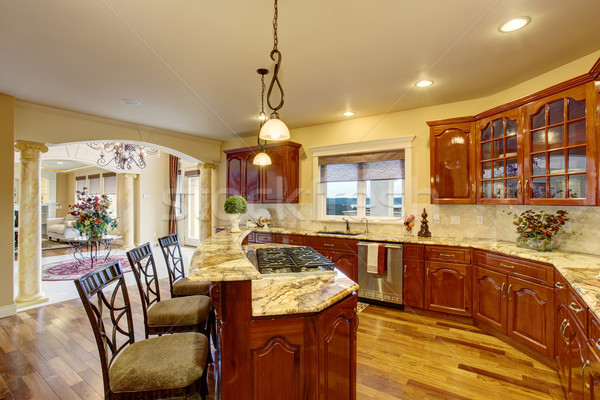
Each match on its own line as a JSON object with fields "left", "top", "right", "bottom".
{"left": 224, "top": 195, "right": 248, "bottom": 214}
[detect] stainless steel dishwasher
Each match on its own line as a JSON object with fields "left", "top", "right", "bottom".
{"left": 357, "top": 242, "right": 403, "bottom": 306}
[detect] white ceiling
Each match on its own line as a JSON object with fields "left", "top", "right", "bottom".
{"left": 1, "top": 0, "right": 600, "bottom": 141}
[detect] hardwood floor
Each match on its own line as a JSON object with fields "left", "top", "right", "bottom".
{"left": 0, "top": 287, "right": 565, "bottom": 399}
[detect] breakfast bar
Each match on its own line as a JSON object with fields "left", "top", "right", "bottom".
{"left": 188, "top": 230, "right": 359, "bottom": 400}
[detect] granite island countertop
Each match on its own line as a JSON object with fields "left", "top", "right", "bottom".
{"left": 190, "top": 228, "right": 600, "bottom": 320}
{"left": 188, "top": 230, "right": 359, "bottom": 317}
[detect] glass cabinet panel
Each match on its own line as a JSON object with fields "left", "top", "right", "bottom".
{"left": 526, "top": 92, "right": 589, "bottom": 201}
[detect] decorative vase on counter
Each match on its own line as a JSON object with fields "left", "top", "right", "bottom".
{"left": 516, "top": 236, "right": 552, "bottom": 252}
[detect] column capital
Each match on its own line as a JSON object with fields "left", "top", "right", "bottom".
{"left": 122, "top": 173, "right": 139, "bottom": 179}
{"left": 199, "top": 162, "right": 216, "bottom": 170}
{"left": 15, "top": 141, "right": 48, "bottom": 154}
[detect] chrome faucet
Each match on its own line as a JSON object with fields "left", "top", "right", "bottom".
{"left": 361, "top": 217, "right": 369, "bottom": 234}
{"left": 342, "top": 218, "right": 350, "bottom": 233}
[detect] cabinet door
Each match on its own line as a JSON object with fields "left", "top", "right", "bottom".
{"left": 522, "top": 83, "right": 597, "bottom": 206}
{"left": 507, "top": 276, "right": 555, "bottom": 357}
{"left": 584, "top": 343, "right": 600, "bottom": 400}
{"left": 556, "top": 297, "right": 569, "bottom": 381}
{"left": 226, "top": 154, "right": 243, "bottom": 197}
{"left": 331, "top": 251, "right": 358, "bottom": 282}
{"left": 566, "top": 322, "right": 587, "bottom": 399}
{"left": 473, "top": 267, "right": 507, "bottom": 334}
{"left": 477, "top": 110, "right": 523, "bottom": 204}
{"left": 318, "top": 294, "right": 357, "bottom": 400}
{"left": 245, "top": 152, "right": 261, "bottom": 203}
{"left": 425, "top": 262, "right": 472, "bottom": 317}
{"left": 429, "top": 120, "right": 476, "bottom": 204}
{"left": 403, "top": 257, "right": 424, "bottom": 309}
{"left": 263, "top": 148, "right": 287, "bottom": 203}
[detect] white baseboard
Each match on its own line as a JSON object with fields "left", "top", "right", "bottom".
{"left": 0, "top": 303, "right": 17, "bottom": 319}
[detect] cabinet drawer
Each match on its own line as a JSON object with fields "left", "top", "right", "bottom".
{"left": 567, "top": 286, "right": 588, "bottom": 335}
{"left": 304, "top": 236, "right": 358, "bottom": 254}
{"left": 426, "top": 246, "right": 471, "bottom": 264}
{"left": 404, "top": 243, "right": 424, "bottom": 259}
{"left": 253, "top": 232, "right": 276, "bottom": 244}
{"left": 473, "top": 250, "right": 553, "bottom": 287}
{"left": 276, "top": 234, "right": 304, "bottom": 246}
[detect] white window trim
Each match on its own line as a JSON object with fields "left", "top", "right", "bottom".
{"left": 309, "top": 136, "right": 415, "bottom": 222}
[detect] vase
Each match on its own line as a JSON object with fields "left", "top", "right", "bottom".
{"left": 516, "top": 236, "right": 552, "bottom": 252}
{"left": 229, "top": 214, "right": 242, "bottom": 233}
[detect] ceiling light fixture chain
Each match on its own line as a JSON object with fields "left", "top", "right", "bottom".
{"left": 266, "top": 0, "right": 284, "bottom": 113}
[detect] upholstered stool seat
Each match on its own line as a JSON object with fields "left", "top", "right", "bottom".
{"left": 110, "top": 332, "right": 208, "bottom": 393}
{"left": 147, "top": 295, "right": 211, "bottom": 328}
{"left": 173, "top": 277, "right": 210, "bottom": 296}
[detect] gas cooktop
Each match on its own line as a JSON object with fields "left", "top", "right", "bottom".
{"left": 251, "top": 246, "right": 335, "bottom": 275}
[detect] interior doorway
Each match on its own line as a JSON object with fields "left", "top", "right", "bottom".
{"left": 180, "top": 168, "right": 202, "bottom": 247}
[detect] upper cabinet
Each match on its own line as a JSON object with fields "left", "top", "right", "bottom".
{"left": 430, "top": 58, "right": 600, "bottom": 206}
{"left": 225, "top": 141, "right": 301, "bottom": 204}
{"left": 428, "top": 118, "right": 476, "bottom": 204}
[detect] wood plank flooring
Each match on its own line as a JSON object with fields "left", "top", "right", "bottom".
{"left": 0, "top": 284, "right": 565, "bottom": 399}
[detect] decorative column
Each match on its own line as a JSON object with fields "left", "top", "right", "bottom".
{"left": 199, "top": 163, "right": 215, "bottom": 241}
{"left": 121, "top": 173, "right": 137, "bottom": 249}
{"left": 15, "top": 141, "right": 48, "bottom": 307}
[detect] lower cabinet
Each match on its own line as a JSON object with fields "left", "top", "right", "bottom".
{"left": 424, "top": 261, "right": 472, "bottom": 317}
{"left": 403, "top": 256, "right": 424, "bottom": 309}
{"left": 474, "top": 266, "right": 555, "bottom": 358}
{"left": 328, "top": 251, "right": 358, "bottom": 283}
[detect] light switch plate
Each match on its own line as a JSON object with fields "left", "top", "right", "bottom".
{"left": 143, "top": 193, "right": 150, "bottom": 199}
{"left": 450, "top": 216, "right": 460, "bottom": 225}
{"left": 433, "top": 215, "right": 440, "bottom": 223}
{"left": 477, "top": 216, "right": 484, "bottom": 224}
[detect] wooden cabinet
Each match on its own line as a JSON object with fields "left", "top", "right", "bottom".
{"left": 225, "top": 141, "right": 301, "bottom": 203}
{"left": 317, "top": 293, "right": 358, "bottom": 400}
{"left": 403, "top": 244, "right": 425, "bottom": 309}
{"left": 476, "top": 109, "right": 524, "bottom": 204}
{"left": 305, "top": 236, "right": 359, "bottom": 282}
{"left": 506, "top": 276, "right": 555, "bottom": 358}
{"left": 247, "top": 231, "right": 276, "bottom": 244}
{"left": 425, "top": 261, "right": 472, "bottom": 317}
{"left": 428, "top": 118, "right": 477, "bottom": 204}
{"left": 473, "top": 266, "right": 507, "bottom": 333}
{"left": 276, "top": 233, "right": 304, "bottom": 245}
{"left": 328, "top": 252, "right": 358, "bottom": 283}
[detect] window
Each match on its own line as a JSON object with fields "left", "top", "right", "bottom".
{"left": 319, "top": 150, "right": 405, "bottom": 219}
{"left": 75, "top": 176, "right": 86, "bottom": 197}
{"left": 88, "top": 174, "right": 101, "bottom": 195}
{"left": 103, "top": 173, "right": 118, "bottom": 217}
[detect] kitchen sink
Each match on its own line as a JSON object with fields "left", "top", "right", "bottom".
{"left": 315, "top": 230, "right": 363, "bottom": 236}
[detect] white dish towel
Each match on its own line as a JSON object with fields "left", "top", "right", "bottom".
{"left": 366, "top": 243, "right": 379, "bottom": 274}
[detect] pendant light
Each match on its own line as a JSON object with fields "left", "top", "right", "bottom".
{"left": 259, "top": 0, "right": 290, "bottom": 141}
{"left": 253, "top": 68, "right": 272, "bottom": 166}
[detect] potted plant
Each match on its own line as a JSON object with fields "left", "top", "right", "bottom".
{"left": 224, "top": 196, "right": 248, "bottom": 233}
{"left": 69, "top": 187, "right": 118, "bottom": 238}
{"left": 512, "top": 209, "right": 568, "bottom": 251}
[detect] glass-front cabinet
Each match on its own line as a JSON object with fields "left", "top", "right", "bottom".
{"left": 522, "top": 84, "right": 596, "bottom": 205}
{"left": 477, "top": 110, "right": 522, "bottom": 204}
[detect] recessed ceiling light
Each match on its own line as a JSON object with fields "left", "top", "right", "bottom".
{"left": 56, "top": 161, "right": 63, "bottom": 165}
{"left": 499, "top": 17, "right": 530, "bottom": 33}
{"left": 342, "top": 111, "right": 355, "bottom": 117}
{"left": 415, "top": 80, "right": 433, "bottom": 88}
{"left": 120, "top": 98, "right": 141, "bottom": 106}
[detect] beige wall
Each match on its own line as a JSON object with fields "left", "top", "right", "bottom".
{"left": 0, "top": 94, "right": 16, "bottom": 316}
{"left": 218, "top": 50, "right": 600, "bottom": 209}
{"left": 14, "top": 102, "right": 222, "bottom": 164}
{"left": 137, "top": 152, "right": 170, "bottom": 245}
{"left": 54, "top": 172, "right": 71, "bottom": 218}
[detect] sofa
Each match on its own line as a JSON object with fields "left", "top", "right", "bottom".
{"left": 47, "top": 214, "right": 79, "bottom": 242}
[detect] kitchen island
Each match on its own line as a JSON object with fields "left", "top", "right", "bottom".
{"left": 189, "top": 230, "right": 359, "bottom": 400}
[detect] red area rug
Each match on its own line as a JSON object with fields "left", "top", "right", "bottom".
{"left": 42, "top": 256, "right": 132, "bottom": 281}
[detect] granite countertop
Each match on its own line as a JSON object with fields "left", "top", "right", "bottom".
{"left": 248, "top": 227, "right": 600, "bottom": 319}
{"left": 191, "top": 228, "right": 600, "bottom": 320}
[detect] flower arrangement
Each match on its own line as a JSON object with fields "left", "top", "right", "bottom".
{"left": 69, "top": 187, "right": 118, "bottom": 238}
{"left": 512, "top": 209, "right": 568, "bottom": 251}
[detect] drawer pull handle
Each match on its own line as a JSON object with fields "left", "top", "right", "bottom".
{"left": 517, "top": 180, "right": 521, "bottom": 196}
{"left": 439, "top": 253, "right": 455, "bottom": 257}
{"left": 507, "top": 284, "right": 512, "bottom": 301}
{"left": 426, "top": 268, "right": 429, "bottom": 281}
{"left": 569, "top": 302, "right": 584, "bottom": 313}
{"left": 595, "top": 338, "right": 600, "bottom": 351}
{"left": 555, "top": 282, "right": 566, "bottom": 289}
{"left": 499, "top": 263, "right": 515, "bottom": 270}
{"left": 323, "top": 243, "right": 334, "bottom": 247}
{"left": 404, "top": 265, "right": 407, "bottom": 274}
{"left": 561, "top": 320, "right": 571, "bottom": 345}
{"left": 501, "top": 282, "right": 505, "bottom": 298}
{"left": 582, "top": 360, "right": 590, "bottom": 389}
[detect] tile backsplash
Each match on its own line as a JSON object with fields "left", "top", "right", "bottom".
{"left": 229, "top": 203, "right": 599, "bottom": 256}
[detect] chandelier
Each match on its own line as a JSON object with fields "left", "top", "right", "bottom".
{"left": 259, "top": 0, "right": 290, "bottom": 142}
{"left": 87, "top": 142, "right": 158, "bottom": 170}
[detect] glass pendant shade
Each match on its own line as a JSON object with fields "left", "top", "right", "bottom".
{"left": 253, "top": 151, "right": 272, "bottom": 166}
{"left": 259, "top": 116, "right": 290, "bottom": 141}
